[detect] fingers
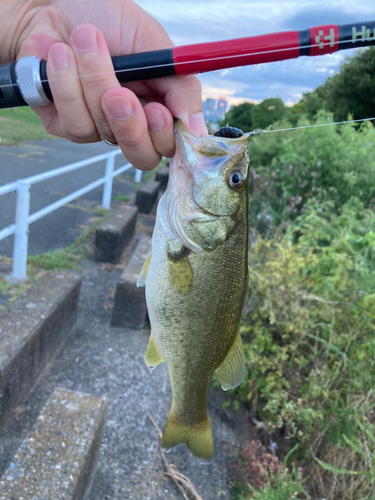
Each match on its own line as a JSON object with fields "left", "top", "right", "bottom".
{"left": 69, "top": 24, "right": 119, "bottom": 144}
{"left": 47, "top": 43, "right": 98, "bottom": 141}
{"left": 47, "top": 24, "right": 120, "bottom": 143}
{"left": 102, "top": 88, "right": 174, "bottom": 170}
{"left": 47, "top": 24, "right": 175, "bottom": 168}
{"left": 45, "top": 23, "right": 207, "bottom": 169}
{"left": 144, "top": 103, "right": 175, "bottom": 159}
{"left": 149, "top": 74, "right": 208, "bottom": 137}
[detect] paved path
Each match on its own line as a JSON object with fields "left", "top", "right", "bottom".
{"left": 0, "top": 139, "right": 138, "bottom": 257}
{"left": 0, "top": 140, "right": 252, "bottom": 498}
{"left": 0, "top": 253, "right": 248, "bottom": 499}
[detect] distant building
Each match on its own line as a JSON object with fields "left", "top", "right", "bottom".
{"left": 203, "top": 98, "right": 216, "bottom": 115}
{"left": 202, "top": 97, "right": 229, "bottom": 129}
{"left": 217, "top": 99, "right": 227, "bottom": 119}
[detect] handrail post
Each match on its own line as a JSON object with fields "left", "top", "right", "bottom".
{"left": 102, "top": 153, "right": 115, "bottom": 209}
{"left": 134, "top": 169, "right": 142, "bottom": 183}
{"left": 12, "top": 180, "right": 31, "bottom": 282}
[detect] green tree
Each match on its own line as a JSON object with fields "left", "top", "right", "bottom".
{"left": 250, "top": 98, "right": 287, "bottom": 129}
{"left": 320, "top": 47, "right": 375, "bottom": 122}
{"left": 219, "top": 102, "right": 255, "bottom": 132}
{"left": 287, "top": 88, "right": 326, "bottom": 125}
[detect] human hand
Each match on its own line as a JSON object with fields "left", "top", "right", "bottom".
{"left": 5, "top": 0, "right": 207, "bottom": 169}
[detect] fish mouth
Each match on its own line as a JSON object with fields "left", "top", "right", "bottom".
{"left": 191, "top": 201, "right": 219, "bottom": 223}
{"left": 193, "top": 214, "right": 219, "bottom": 223}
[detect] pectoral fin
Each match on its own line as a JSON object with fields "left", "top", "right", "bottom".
{"left": 137, "top": 249, "right": 152, "bottom": 287}
{"left": 145, "top": 334, "right": 163, "bottom": 369}
{"left": 216, "top": 333, "right": 246, "bottom": 391}
{"left": 167, "top": 246, "right": 193, "bottom": 295}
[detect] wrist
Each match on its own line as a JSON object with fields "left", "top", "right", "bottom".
{"left": 0, "top": 0, "right": 52, "bottom": 62}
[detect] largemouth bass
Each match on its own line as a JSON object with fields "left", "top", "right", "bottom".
{"left": 137, "top": 121, "right": 251, "bottom": 462}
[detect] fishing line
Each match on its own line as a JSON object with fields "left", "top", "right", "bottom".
{"left": 267, "top": 117, "right": 375, "bottom": 133}
{"left": 0, "top": 36, "right": 369, "bottom": 92}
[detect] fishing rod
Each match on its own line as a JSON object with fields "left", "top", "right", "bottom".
{"left": 0, "top": 19, "right": 374, "bottom": 109}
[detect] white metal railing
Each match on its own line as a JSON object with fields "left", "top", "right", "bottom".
{"left": 0, "top": 148, "right": 143, "bottom": 282}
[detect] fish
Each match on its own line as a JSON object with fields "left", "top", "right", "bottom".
{"left": 137, "top": 120, "right": 251, "bottom": 462}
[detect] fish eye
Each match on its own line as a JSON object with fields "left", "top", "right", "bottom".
{"left": 228, "top": 171, "right": 244, "bottom": 189}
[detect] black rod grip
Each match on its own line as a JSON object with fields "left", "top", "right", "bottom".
{"left": 39, "top": 48, "right": 174, "bottom": 104}
{"left": 0, "top": 62, "right": 27, "bottom": 108}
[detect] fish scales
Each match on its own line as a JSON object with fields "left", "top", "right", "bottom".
{"left": 148, "top": 203, "right": 247, "bottom": 418}
{"left": 138, "top": 120, "right": 251, "bottom": 461}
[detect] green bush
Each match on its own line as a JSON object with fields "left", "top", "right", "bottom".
{"left": 223, "top": 104, "right": 375, "bottom": 499}
{"left": 248, "top": 112, "right": 375, "bottom": 230}
{"left": 234, "top": 198, "right": 375, "bottom": 498}
{"left": 245, "top": 466, "right": 307, "bottom": 500}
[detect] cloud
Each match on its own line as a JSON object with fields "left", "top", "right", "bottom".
{"left": 199, "top": 47, "right": 349, "bottom": 102}
{"left": 201, "top": 83, "right": 259, "bottom": 104}
{"left": 284, "top": 5, "right": 375, "bottom": 30}
{"left": 136, "top": 0, "right": 375, "bottom": 104}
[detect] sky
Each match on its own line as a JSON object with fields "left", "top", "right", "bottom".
{"left": 136, "top": 0, "right": 375, "bottom": 106}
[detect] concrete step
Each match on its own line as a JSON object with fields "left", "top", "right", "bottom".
{"left": 94, "top": 205, "right": 138, "bottom": 264}
{"left": 0, "top": 387, "right": 106, "bottom": 500}
{"left": 0, "top": 257, "right": 244, "bottom": 499}
{"left": 111, "top": 235, "right": 151, "bottom": 329}
{"left": 135, "top": 180, "right": 160, "bottom": 214}
{"left": 155, "top": 166, "right": 169, "bottom": 191}
{"left": 137, "top": 213, "right": 156, "bottom": 236}
{"left": 0, "top": 272, "right": 81, "bottom": 426}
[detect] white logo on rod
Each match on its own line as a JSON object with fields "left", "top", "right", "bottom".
{"left": 352, "top": 26, "right": 375, "bottom": 43}
{"left": 315, "top": 29, "right": 335, "bottom": 49}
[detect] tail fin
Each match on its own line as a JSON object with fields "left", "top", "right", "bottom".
{"left": 161, "top": 408, "right": 214, "bottom": 462}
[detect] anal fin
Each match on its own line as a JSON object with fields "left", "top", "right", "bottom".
{"left": 216, "top": 333, "right": 246, "bottom": 391}
{"left": 137, "top": 249, "right": 152, "bottom": 287}
{"left": 145, "top": 334, "right": 163, "bottom": 369}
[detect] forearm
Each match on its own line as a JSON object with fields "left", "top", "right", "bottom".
{"left": 0, "top": 0, "right": 52, "bottom": 62}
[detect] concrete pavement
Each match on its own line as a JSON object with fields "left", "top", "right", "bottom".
{"left": 0, "top": 256, "right": 248, "bottom": 499}
{"left": 0, "top": 139, "right": 138, "bottom": 257}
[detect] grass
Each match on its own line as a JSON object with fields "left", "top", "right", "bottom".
{"left": 0, "top": 263, "right": 43, "bottom": 315}
{"left": 112, "top": 194, "right": 130, "bottom": 202}
{"left": 27, "top": 209, "right": 110, "bottom": 271}
{"left": 0, "top": 107, "right": 43, "bottom": 124}
{"left": 0, "top": 107, "right": 54, "bottom": 144}
{"left": 0, "top": 279, "right": 12, "bottom": 295}
{"left": 27, "top": 248, "right": 81, "bottom": 271}
{"left": 0, "top": 208, "right": 110, "bottom": 313}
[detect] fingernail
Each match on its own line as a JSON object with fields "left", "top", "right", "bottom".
{"left": 50, "top": 44, "right": 69, "bottom": 70}
{"left": 148, "top": 109, "right": 165, "bottom": 131}
{"left": 71, "top": 25, "right": 98, "bottom": 52}
{"left": 189, "top": 112, "right": 207, "bottom": 137}
{"left": 106, "top": 96, "right": 134, "bottom": 120}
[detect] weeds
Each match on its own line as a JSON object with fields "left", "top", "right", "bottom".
{"left": 238, "top": 443, "right": 308, "bottom": 499}
{"left": 232, "top": 115, "right": 375, "bottom": 499}
{"left": 112, "top": 194, "right": 130, "bottom": 202}
{"left": 245, "top": 467, "right": 307, "bottom": 500}
{"left": 27, "top": 209, "right": 109, "bottom": 271}
{"left": 28, "top": 248, "right": 81, "bottom": 271}
{"left": 0, "top": 107, "right": 53, "bottom": 144}
{"left": 0, "top": 208, "right": 110, "bottom": 312}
